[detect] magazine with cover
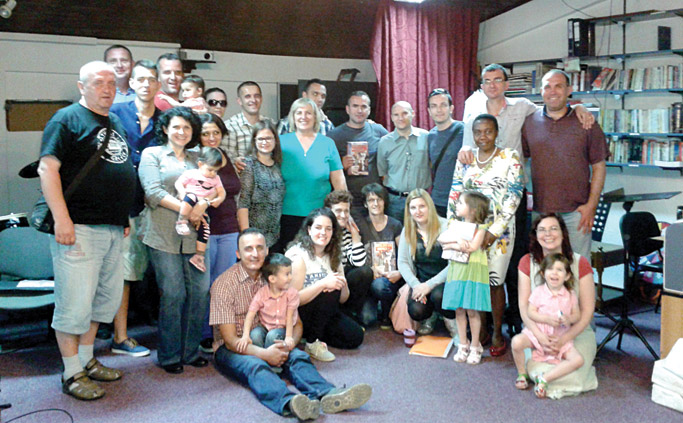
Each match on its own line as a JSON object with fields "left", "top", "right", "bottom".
{"left": 372, "top": 241, "right": 396, "bottom": 273}
{"left": 347, "top": 141, "right": 369, "bottom": 175}
{"left": 440, "top": 220, "right": 477, "bottom": 263}
{"left": 408, "top": 336, "right": 454, "bottom": 358}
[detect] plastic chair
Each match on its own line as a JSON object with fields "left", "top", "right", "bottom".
{"left": 0, "top": 226, "right": 55, "bottom": 347}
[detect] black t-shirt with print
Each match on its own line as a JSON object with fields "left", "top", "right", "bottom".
{"left": 40, "top": 103, "right": 136, "bottom": 226}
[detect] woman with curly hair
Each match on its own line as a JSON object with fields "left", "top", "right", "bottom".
{"left": 285, "top": 208, "right": 364, "bottom": 362}
{"left": 138, "top": 107, "right": 210, "bottom": 373}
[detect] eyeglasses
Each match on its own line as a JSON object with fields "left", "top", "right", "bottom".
{"left": 255, "top": 137, "right": 274, "bottom": 143}
{"left": 482, "top": 78, "right": 505, "bottom": 85}
{"left": 536, "top": 226, "right": 561, "bottom": 234}
{"left": 207, "top": 99, "right": 227, "bottom": 107}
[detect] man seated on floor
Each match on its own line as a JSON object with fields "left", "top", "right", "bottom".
{"left": 210, "top": 228, "right": 372, "bottom": 420}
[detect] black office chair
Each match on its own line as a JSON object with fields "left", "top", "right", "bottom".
{"left": 620, "top": 211, "right": 664, "bottom": 312}
{"left": 598, "top": 211, "right": 664, "bottom": 359}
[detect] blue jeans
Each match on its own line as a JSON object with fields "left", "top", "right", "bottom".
{"left": 214, "top": 345, "right": 335, "bottom": 415}
{"left": 50, "top": 224, "right": 124, "bottom": 334}
{"left": 386, "top": 193, "right": 406, "bottom": 223}
{"left": 250, "top": 326, "right": 285, "bottom": 348}
{"left": 208, "top": 232, "right": 239, "bottom": 284}
{"left": 148, "top": 247, "right": 210, "bottom": 366}
{"left": 204, "top": 232, "right": 239, "bottom": 339}
{"left": 370, "top": 277, "right": 403, "bottom": 321}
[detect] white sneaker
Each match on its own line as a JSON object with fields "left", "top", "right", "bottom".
{"left": 305, "top": 339, "right": 336, "bottom": 362}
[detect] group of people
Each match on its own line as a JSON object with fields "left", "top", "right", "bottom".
{"left": 35, "top": 43, "right": 608, "bottom": 417}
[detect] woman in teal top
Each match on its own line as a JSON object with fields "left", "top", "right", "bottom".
{"left": 278, "top": 97, "right": 346, "bottom": 251}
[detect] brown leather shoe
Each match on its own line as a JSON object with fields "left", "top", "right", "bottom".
{"left": 62, "top": 370, "right": 105, "bottom": 401}
{"left": 85, "top": 358, "right": 122, "bottom": 382}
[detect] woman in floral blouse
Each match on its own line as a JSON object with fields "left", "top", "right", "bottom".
{"left": 447, "top": 113, "right": 523, "bottom": 357}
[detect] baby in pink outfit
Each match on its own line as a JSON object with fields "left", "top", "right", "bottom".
{"left": 511, "top": 253, "right": 585, "bottom": 398}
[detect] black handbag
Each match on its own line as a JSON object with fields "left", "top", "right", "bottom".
{"left": 30, "top": 121, "right": 112, "bottom": 233}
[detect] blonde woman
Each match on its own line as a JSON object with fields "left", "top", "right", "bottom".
{"left": 397, "top": 189, "right": 452, "bottom": 334}
{"left": 278, "top": 97, "right": 346, "bottom": 250}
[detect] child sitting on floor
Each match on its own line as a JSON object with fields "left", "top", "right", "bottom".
{"left": 511, "top": 253, "right": 584, "bottom": 398}
{"left": 174, "top": 146, "right": 226, "bottom": 272}
{"left": 158, "top": 74, "right": 208, "bottom": 113}
{"left": 237, "top": 254, "right": 300, "bottom": 369}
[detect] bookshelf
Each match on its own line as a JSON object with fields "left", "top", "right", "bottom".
{"left": 503, "top": 8, "right": 683, "bottom": 172}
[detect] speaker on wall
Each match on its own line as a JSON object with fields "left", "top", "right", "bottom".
{"left": 663, "top": 221, "right": 683, "bottom": 295}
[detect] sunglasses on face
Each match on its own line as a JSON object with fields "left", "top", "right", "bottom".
{"left": 207, "top": 99, "right": 227, "bottom": 107}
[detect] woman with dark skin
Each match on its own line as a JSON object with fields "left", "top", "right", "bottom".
{"left": 448, "top": 114, "right": 523, "bottom": 356}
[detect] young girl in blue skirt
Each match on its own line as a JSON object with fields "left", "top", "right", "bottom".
{"left": 440, "top": 191, "right": 491, "bottom": 365}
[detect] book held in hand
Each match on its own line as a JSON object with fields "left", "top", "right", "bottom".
{"left": 347, "top": 141, "right": 369, "bottom": 175}
{"left": 372, "top": 241, "right": 396, "bottom": 274}
{"left": 439, "top": 220, "right": 477, "bottom": 263}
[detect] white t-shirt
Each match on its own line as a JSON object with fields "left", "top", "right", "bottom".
{"left": 285, "top": 244, "right": 341, "bottom": 288}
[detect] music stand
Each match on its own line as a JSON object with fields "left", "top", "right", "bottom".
{"left": 596, "top": 190, "right": 681, "bottom": 359}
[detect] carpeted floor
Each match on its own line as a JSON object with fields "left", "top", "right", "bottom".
{"left": 0, "top": 302, "right": 679, "bottom": 423}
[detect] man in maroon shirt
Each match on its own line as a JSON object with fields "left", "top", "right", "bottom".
{"left": 522, "top": 69, "right": 607, "bottom": 260}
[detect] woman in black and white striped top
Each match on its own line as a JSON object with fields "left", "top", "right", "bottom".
{"left": 325, "top": 190, "right": 375, "bottom": 327}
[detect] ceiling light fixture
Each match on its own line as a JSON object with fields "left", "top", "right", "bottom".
{"left": 0, "top": 0, "right": 17, "bottom": 19}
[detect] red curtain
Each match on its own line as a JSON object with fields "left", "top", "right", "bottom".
{"left": 370, "top": 0, "right": 480, "bottom": 129}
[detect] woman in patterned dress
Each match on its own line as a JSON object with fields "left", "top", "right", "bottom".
{"left": 447, "top": 113, "right": 524, "bottom": 357}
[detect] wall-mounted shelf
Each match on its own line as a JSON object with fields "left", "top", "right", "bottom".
{"left": 605, "top": 132, "right": 683, "bottom": 138}
{"left": 508, "top": 88, "right": 683, "bottom": 99}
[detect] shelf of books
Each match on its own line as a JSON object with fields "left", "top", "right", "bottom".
{"left": 506, "top": 64, "right": 683, "bottom": 97}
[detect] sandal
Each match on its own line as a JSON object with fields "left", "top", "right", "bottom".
{"left": 467, "top": 344, "right": 484, "bottom": 365}
{"left": 515, "top": 374, "right": 531, "bottom": 390}
{"left": 189, "top": 254, "right": 206, "bottom": 272}
{"left": 62, "top": 370, "right": 105, "bottom": 401}
{"left": 534, "top": 375, "right": 548, "bottom": 399}
{"left": 453, "top": 344, "right": 470, "bottom": 362}
{"left": 489, "top": 340, "right": 507, "bottom": 357}
{"left": 85, "top": 358, "right": 122, "bottom": 382}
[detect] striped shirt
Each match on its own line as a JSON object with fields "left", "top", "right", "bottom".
{"left": 209, "top": 262, "right": 266, "bottom": 351}
{"left": 341, "top": 228, "right": 366, "bottom": 267}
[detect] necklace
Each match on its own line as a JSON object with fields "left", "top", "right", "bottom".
{"left": 476, "top": 147, "right": 498, "bottom": 166}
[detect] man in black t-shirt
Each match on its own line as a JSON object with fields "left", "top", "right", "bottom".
{"left": 37, "top": 61, "right": 136, "bottom": 401}
{"left": 327, "top": 91, "right": 389, "bottom": 223}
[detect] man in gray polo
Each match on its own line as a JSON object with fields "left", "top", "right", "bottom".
{"left": 376, "top": 101, "right": 429, "bottom": 221}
